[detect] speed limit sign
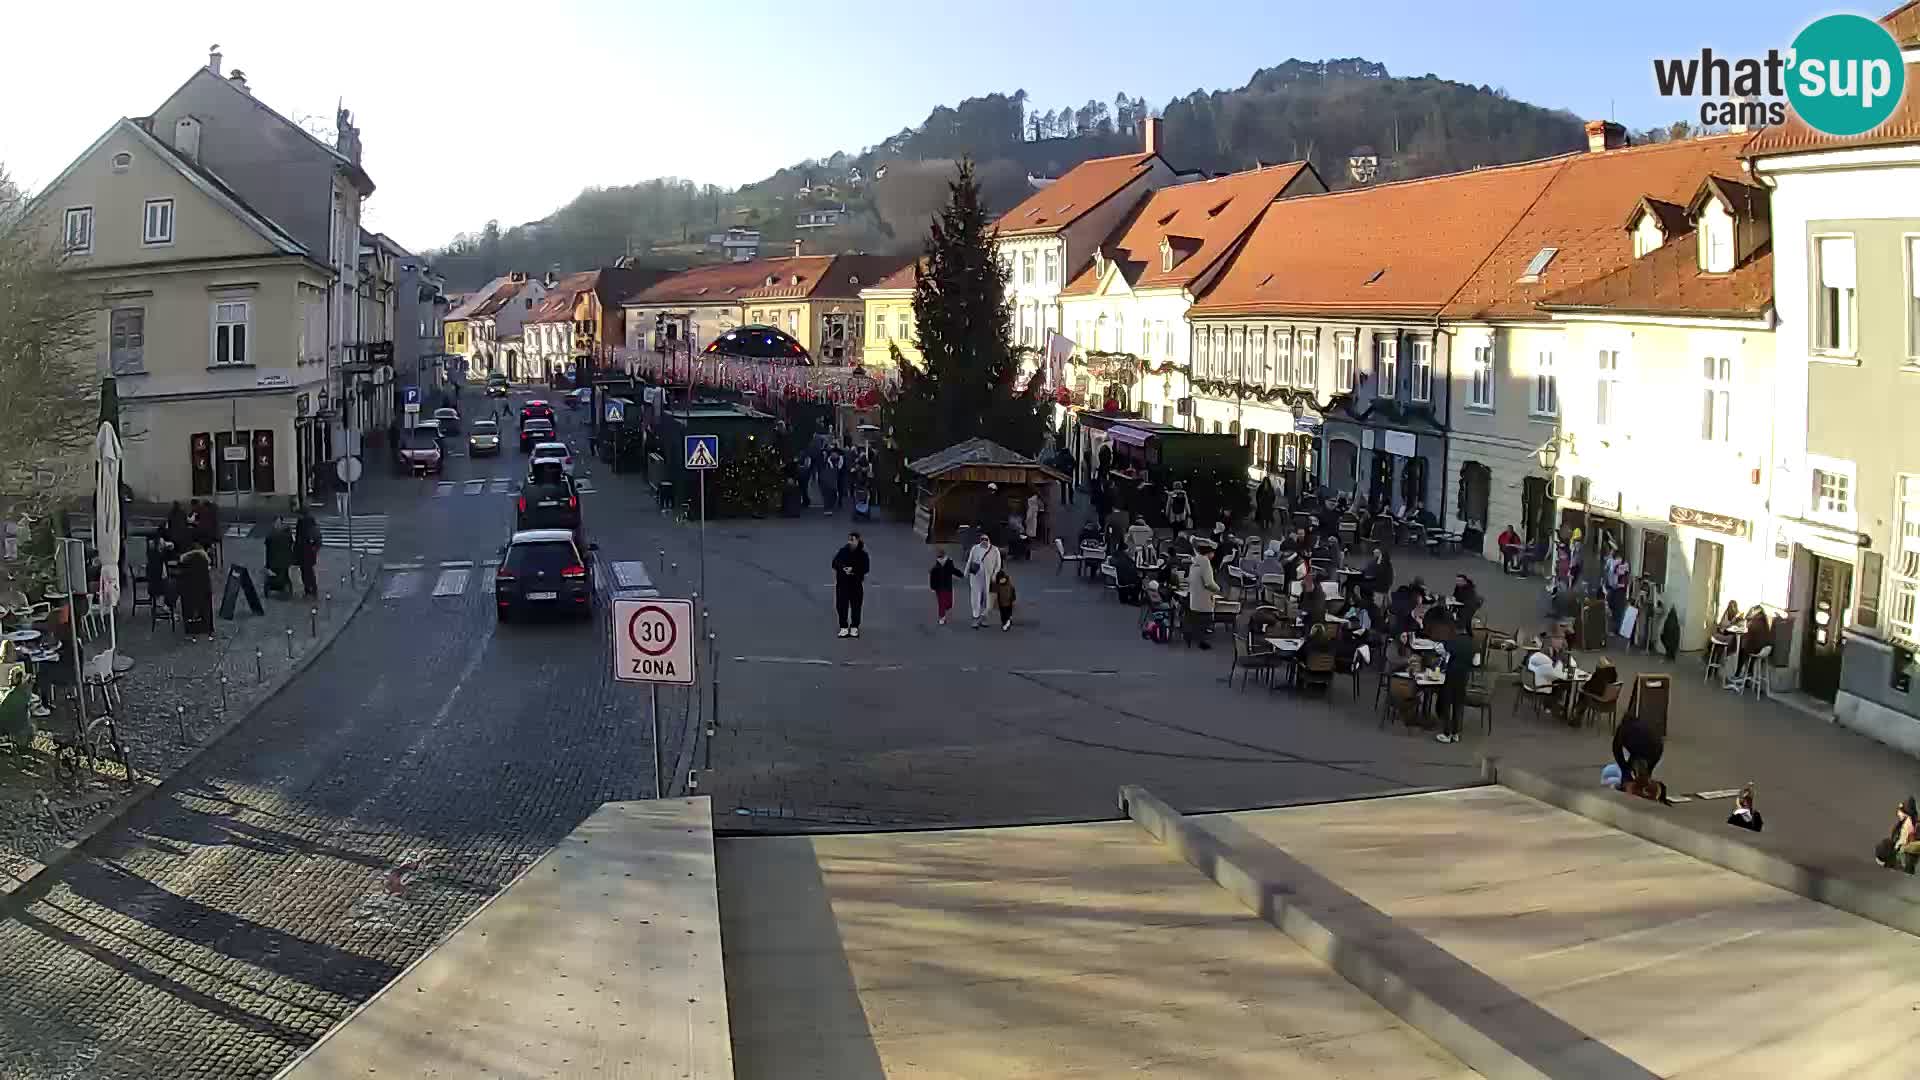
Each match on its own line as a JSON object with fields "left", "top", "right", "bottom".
{"left": 613, "top": 597, "right": 695, "bottom": 685}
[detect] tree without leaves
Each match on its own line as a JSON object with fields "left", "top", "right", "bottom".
{"left": 884, "top": 160, "right": 1047, "bottom": 461}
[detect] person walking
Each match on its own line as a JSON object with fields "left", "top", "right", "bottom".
{"left": 1254, "top": 476, "right": 1275, "bottom": 532}
{"left": 964, "top": 531, "right": 1002, "bottom": 629}
{"left": 1185, "top": 536, "right": 1221, "bottom": 649}
{"left": 929, "top": 547, "right": 959, "bottom": 625}
{"left": 1165, "top": 482, "right": 1193, "bottom": 534}
{"left": 992, "top": 568, "right": 1017, "bottom": 631}
{"left": 295, "top": 509, "right": 322, "bottom": 598}
{"left": 1436, "top": 618, "right": 1473, "bottom": 744}
{"left": 1057, "top": 448, "right": 1075, "bottom": 506}
{"left": 832, "top": 531, "right": 869, "bottom": 638}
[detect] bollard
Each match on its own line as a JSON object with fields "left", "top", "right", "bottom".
{"left": 285, "top": 627, "right": 294, "bottom": 660}
{"left": 671, "top": 562, "right": 679, "bottom": 575}
{"left": 176, "top": 704, "right": 188, "bottom": 744}
{"left": 688, "top": 770, "right": 699, "bottom": 793}
{"left": 324, "top": 591, "right": 332, "bottom": 612}
{"left": 310, "top": 607, "right": 318, "bottom": 637}
{"left": 219, "top": 674, "right": 228, "bottom": 714}
{"left": 255, "top": 648, "right": 264, "bottom": 682}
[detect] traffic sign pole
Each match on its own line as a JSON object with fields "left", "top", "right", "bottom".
{"left": 650, "top": 683, "right": 662, "bottom": 797}
{"left": 698, "top": 469, "right": 707, "bottom": 600}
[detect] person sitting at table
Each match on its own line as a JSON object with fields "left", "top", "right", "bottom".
{"left": 1384, "top": 631, "right": 1416, "bottom": 674}
{"left": 1297, "top": 622, "right": 1334, "bottom": 671}
{"left": 1110, "top": 547, "right": 1143, "bottom": 605}
{"left": 1388, "top": 583, "right": 1420, "bottom": 636}
{"left": 1299, "top": 567, "right": 1327, "bottom": 625}
{"left": 1451, "top": 574, "right": 1483, "bottom": 625}
{"left": 1717, "top": 600, "right": 1742, "bottom": 632}
{"left": 146, "top": 535, "right": 176, "bottom": 613}
{"left": 1497, "top": 524, "right": 1524, "bottom": 572}
{"left": 1876, "top": 797, "right": 1920, "bottom": 874}
{"left": 1526, "top": 636, "right": 1568, "bottom": 687}
{"left": 1734, "top": 605, "right": 1772, "bottom": 677}
{"left": 1078, "top": 518, "right": 1104, "bottom": 547}
{"left": 1346, "top": 598, "right": 1375, "bottom": 637}
{"left": 0, "top": 665, "right": 32, "bottom": 749}
{"left": 1124, "top": 515, "right": 1155, "bottom": 558}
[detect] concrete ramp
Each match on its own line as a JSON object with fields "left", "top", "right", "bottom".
{"left": 717, "top": 820, "right": 1476, "bottom": 1078}
{"left": 1212, "top": 786, "right": 1920, "bottom": 1079}
{"left": 279, "top": 797, "right": 731, "bottom": 1080}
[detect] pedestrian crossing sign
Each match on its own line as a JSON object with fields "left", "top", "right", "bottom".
{"left": 684, "top": 434, "right": 719, "bottom": 470}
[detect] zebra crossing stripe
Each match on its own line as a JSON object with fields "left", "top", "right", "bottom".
{"left": 381, "top": 572, "right": 420, "bottom": 600}
{"left": 490, "top": 477, "right": 513, "bottom": 493}
{"left": 431, "top": 569, "right": 470, "bottom": 597}
{"left": 480, "top": 562, "right": 498, "bottom": 594}
{"left": 434, "top": 482, "right": 454, "bottom": 498}
{"left": 575, "top": 479, "right": 595, "bottom": 493}
{"left": 464, "top": 479, "right": 485, "bottom": 495}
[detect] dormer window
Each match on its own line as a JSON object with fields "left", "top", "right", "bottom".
{"left": 1698, "top": 199, "right": 1734, "bottom": 273}
{"left": 1159, "top": 238, "right": 1173, "bottom": 273}
{"left": 1632, "top": 217, "right": 1664, "bottom": 258}
{"left": 765, "top": 275, "right": 777, "bottom": 287}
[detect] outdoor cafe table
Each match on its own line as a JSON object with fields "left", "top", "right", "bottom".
{"left": 3, "top": 629, "right": 42, "bottom": 645}
{"left": 1263, "top": 637, "right": 1305, "bottom": 688}
{"left": 1411, "top": 637, "right": 1443, "bottom": 653}
{"left": 1392, "top": 668, "right": 1447, "bottom": 721}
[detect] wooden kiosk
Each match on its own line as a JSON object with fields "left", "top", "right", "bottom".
{"left": 907, "top": 438, "right": 1067, "bottom": 545}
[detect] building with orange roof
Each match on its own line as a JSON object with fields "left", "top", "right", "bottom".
{"left": 1053, "top": 160, "right": 1323, "bottom": 434}
{"left": 620, "top": 253, "right": 910, "bottom": 365}
{"left": 1743, "top": 2, "right": 1920, "bottom": 734}
{"left": 993, "top": 118, "right": 1186, "bottom": 385}
{"left": 858, "top": 260, "right": 922, "bottom": 369}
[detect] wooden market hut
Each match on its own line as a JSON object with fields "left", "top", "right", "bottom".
{"left": 907, "top": 438, "right": 1067, "bottom": 546}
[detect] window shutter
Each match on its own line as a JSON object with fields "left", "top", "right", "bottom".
{"left": 1858, "top": 550, "right": 1884, "bottom": 630}
{"left": 190, "top": 433, "right": 214, "bottom": 496}
{"left": 252, "top": 429, "right": 276, "bottom": 494}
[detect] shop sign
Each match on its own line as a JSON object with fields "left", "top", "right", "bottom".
{"left": 1382, "top": 430, "right": 1417, "bottom": 457}
{"left": 1669, "top": 505, "right": 1748, "bottom": 538}
{"left": 1588, "top": 486, "right": 1622, "bottom": 511}
{"left": 296, "top": 393, "right": 310, "bottom": 418}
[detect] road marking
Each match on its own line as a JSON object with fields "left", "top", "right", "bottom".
{"left": 611, "top": 560, "right": 654, "bottom": 590}
{"left": 464, "top": 479, "right": 485, "bottom": 495}
{"left": 382, "top": 561, "right": 423, "bottom": 571}
{"left": 432, "top": 569, "right": 470, "bottom": 597}
{"left": 440, "top": 560, "right": 475, "bottom": 569}
{"left": 434, "top": 481, "right": 454, "bottom": 498}
{"left": 381, "top": 572, "right": 420, "bottom": 600}
{"left": 479, "top": 570, "right": 496, "bottom": 595}
{"left": 728, "top": 655, "right": 1134, "bottom": 676}
{"left": 733, "top": 655, "right": 834, "bottom": 666}
{"left": 575, "top": 479, "right": 595, "bottom": 493}
{"left": 490, "top": 477, "right": 513, "bottom": 493}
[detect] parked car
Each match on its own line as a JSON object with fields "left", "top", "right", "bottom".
{"left": 486, "top": 374, "right": 511, "bottom": 398}
{"left": 528, "top": 441, "right": 575, "bottom": 477}
{"left": 398, "top": 421, "right": 444, "bottom": 475}
{"left": 468, "top": 419, "right": 502, "bottom": 456}
{"left": 433, "top": 407, "right": 461, "bottom": 435}
{"left": 565, "top": 387, "right": 592, "bottom": 410}
{"left": 519, "top": 417, "right": 556, "bottom": 452}
{"left": 494, "top": 529, "right": 595, "bottom": 621}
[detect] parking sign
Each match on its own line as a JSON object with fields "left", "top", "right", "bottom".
{"left": 613, "top": 598, "right": 695, "bottom": 685}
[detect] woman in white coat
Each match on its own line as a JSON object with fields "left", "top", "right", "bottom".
{"left": 964, "top": 531, "right": 1003, "bottom": 628}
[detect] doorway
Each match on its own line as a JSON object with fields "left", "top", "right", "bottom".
{"left": 1329, "top": 439, "right": 1358, "bottom": 495}
{"left": 1521, "top": 476, "right": 1553, "bottom": 545}
{"left": 1803, "top": 555, "right": 1854, "bottom": 702}
{"left": 1690, "top": 539, "right": 1725, "bottom": 642}
{"left": 1369, "top": 452, "right": 1395, "bottom": 510}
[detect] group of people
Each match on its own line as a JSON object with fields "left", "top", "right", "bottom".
{"left": 791, "top": 438, "right": 874, "bottom": 516}
{"left": 832, "top": 529, "right": 1021, "bottom": 637}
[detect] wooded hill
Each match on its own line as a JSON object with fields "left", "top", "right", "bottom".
{"left": 430, "top": 58, "right": 1593, "bottom": 291}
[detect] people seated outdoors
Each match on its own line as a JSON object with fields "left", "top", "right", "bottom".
{"left": 1526, "top": 635, "right": 1570, "bottom": 715}
{"left": 1299, "top": 569, "right": 1327, "bottom": 625}
{"left": 1170, "top": 529, "right": 1194, "bottom": 558}
{"left": 1078, "top": 518, "right": 1104, "bottom": 547}
{"left": 1734, "top": 605, "right": 1772, "bottom": 677}
{"left": 0, "top": 666, "right": 31, "bottom": 749}
{"left": 1246, "top": 604, "right": 1287, "bottom": 641}
{"left": 1876, "top": 797, "right": 1920, "bottom": 874}
{"left": 1578, "top": 657, "right": 1619, "bottom": 716}
{"left": 1388, "top": 583, "right": 1420, "bottom": 636}
{"left": 1497, "top": 524, "right": 1525, "bottom": 572}
{"left": 1412, "top": 501, "right": 1438, "bottom": 528}
{"left": 1333, "top": 620, "right": 1366, "bottom": 671}
{"left": 1451, "top": 573, "right": 1483, "bottom": 625}
{"left": 1124, "top": 516, "right": 1155, "bottom": 559}
{"left": 1355, "top": 546, "right": 1393, "bottom": 603}
{"left": 1384, "top": 631, "right": 1417, "bottom": 674}
{"left": 1110, "top": 547, "right": 1143, "bottom": 604}
{"left": 1726, "top": 786, "right": 1764, "bottom": 832}
{"left": 1297, "top": 622, "right": 1334, "bottom": 667}
{"left": 1345, "top": 598, "right": 1374, "bottom": 637}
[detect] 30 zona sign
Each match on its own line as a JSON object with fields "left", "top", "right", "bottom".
{"left": 613, "top": 597, "right": 695, "bottom": 685}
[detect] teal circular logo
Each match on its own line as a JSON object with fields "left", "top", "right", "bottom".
{"left": 1787, "top": 14, "right": 1906, "bottom": 137}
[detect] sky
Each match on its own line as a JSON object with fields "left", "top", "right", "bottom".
{"left": 0, "top": 0, "right": 1843, "bottom": 253}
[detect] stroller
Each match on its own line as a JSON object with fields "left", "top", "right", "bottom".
{"left": 850, "top": 481, "right": 872, "bottom": 522}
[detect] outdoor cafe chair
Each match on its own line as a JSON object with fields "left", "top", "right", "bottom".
{"left": 1229, "top": 632, "right": 1279, "bottom": 690}
{"left": 1464, "top": 670, "right": 1496, "bottom": 734}
{"left": 1380, "top": 672, "right": 1421, "bottom": 731}
{"left": 1573, "top": 679, "right": 1622, "bottom": 731}
{"left": 1299, "top": 651, "right": 1336, "bottom": 695}
{"left": 1054, "top": 538, "right": 1092, "bottom": 576}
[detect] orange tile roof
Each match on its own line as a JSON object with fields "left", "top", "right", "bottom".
{"left": 862, "top": 259, "right": 922, "bottom": 292}
{"left": 732, "top": 255, "right": 839, "bottom": 300}
{"left": 1059, "top": 162, "right": 1316, "bottom": 298}
{"left": 1445, "top": 133, "right": 1751, "bottom": 319}
{"left": 527, "top": 289, "right": 578, "bottom": 324}
{"left": 732, "top": 253, "right": 913, "bottom": 301}
{"left": 468, "top": 278, "right": 530, "bottom": 319}
{"left": 622, "top": 259, "right": 802, "bottom": 306}
{"left": 1190, "top": 158, "right": 1566, "bottom": 318}
{"left": 1745, "top": 5, "right": 1920, "bottom": 156}
{"left": 1539, "top": 238, "right": 1773, "bottom": 317}
{"left": 992, "top": 152, "right": 1160, "bottom": 237}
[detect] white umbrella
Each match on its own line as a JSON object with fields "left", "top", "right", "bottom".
{"left": 93, "top": 421, "right": 128, "bottom": 669}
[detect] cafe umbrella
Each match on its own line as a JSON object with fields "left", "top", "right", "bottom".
{"left": 93, "top": 420, "right": 129, "bottom": 670}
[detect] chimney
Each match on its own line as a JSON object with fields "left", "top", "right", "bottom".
{"left": 792, "top": 239, "right": 803, "bottom": 257}
{"left": 207, "top": 44, "right": 222, "bottom": 76}
{"left": 544, "top": 269, "right": 558, "bottom": 287}
{"left": 173, "top": 116, "right": 202, "bottom": 162}
{"left": 1584, "top": 120, "right": 1628, "bottom": 152}
{"left": 228, "top": 69, "right": 249, "bottom": 95}
{"left": 1141, "top": 115, "right": 1162, "bottom": 156}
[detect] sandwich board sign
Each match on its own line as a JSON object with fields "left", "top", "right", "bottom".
{"left": 614, "top": 597, "right": 695, "bottom": 685}
{"left": 684, "top": 434, "right": 719, "bottom": 470}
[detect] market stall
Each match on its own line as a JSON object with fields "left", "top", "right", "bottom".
{"left": 906, "top": 438, "right": 1066, "bottom": 547}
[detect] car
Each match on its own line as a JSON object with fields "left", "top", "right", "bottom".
{"left": 398, "top": 421, "right": 444, "bottom": 475}
{"left": 519, "top": 400, "right": 555, "bottom": 425}
{"left": 432, "top": 407, "right": 461, "bottom": 435}
{"left": 528, "top": 441, "right": 575, "bottom": 477}
{"left": 519, "top": 417, "right": 556, "bottom": 452}
{"left": 564, "top": 387, "right": 592, "bottom": 410}
{"left": 486, "top": 374, "right": 511, "bottom": 398}
{"left": 516, "top": 473, "right": 582, "bottom": 537}
{"left": 494, "top": 529, "right": 595, "bottom": 621}
{"left": 468, "top": 419, "right": 502, "bottom": 456}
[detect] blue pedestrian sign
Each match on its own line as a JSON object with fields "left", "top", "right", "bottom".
{"left": 403, "top": 385, "right": 421, "bottom": 407}
{"left": 684, "top": 434, "right": 719, "bottom": 470}
{"left": 605, "top": 400, "right": 625, "bottom": 423}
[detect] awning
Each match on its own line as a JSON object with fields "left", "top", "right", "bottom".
{"left": 1108, "top": 425, "right": 1155, "bottom": 449}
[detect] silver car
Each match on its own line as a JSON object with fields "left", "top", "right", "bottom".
{"left": 468, "top": 419, "right": 501, "bottom": 456}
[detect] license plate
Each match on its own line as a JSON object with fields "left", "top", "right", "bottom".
{"left": 538, "top": 500, "right": 557, "bottom": 508}
{"left": 528, "top": 591, "right": 558, "bottom": 601}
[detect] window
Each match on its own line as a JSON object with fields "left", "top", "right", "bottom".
{"left": 1890, "top": 476, "right": 1920, "bottom": 644}
{"left": 1021, "top": 252, "right": 1034, "bottom": 285}
{"left": 1596, "top": 349, "right": 1621, "bottom": 426}
{"left": 1161, "top": 321, "right": 1174, "bottom": 358}
{"left": 1273, "top": 328, "right": 1293, "bottom": 386}
{"left": 1044, "top": 249, "right": 1059, "bottom": 283}
{"left": 1229, "top": 327, "right": 1246, "bottom": 382}
{"left": 142, "top": 199, "right": 174, "bottom": 245}
{"left": 1705, "top": 220, "right": 1732, "bottom": 272}
{"left": 1334, "top": 334, "right": 1355, "bottom": 392}
{"left": 1908, "top": 237, "right": 1919, "bottom": 364}
{"left": 212, "top": 301, "right": 249, "bottom": 366}
{"left": 109, "top": 308, "right": 145, "bottom": 374}
{"left": 1812, "top": 464, "right": 1853, "bottom": 518}
{"left": 751, "top": 309, "right": 763, "bottom": 323}
{"left": 1408, "top": 339, "right": 1432, "bottom": 401}
{"left": 63, "top": 207, "right": 93, "bottom": 254}
{"left": 1699, "top": 356, "right": 1732, "bottom": 441}
{"left": 1021, "top": 321, "right": 1034, "bottom": 346}
{"left": 1374, "top": 335, "right": 1397, "bottom": 396}
{"left": 1532, "top": 351, "right": 1558, "bottom": 416}
{"left": 898, "top": 313, "right": 911, "bottom": 341}
{"left": 1815, "top": 235, "right": 1856, "bottom": 354}
{"left": 1469, "top": 344, "right": 1494, "bottom": 408}
{"left": 1249, "top": 330, "right": 1267, "bottom": 386}
{"left": 787, "top": 309, "right": 798, "bottom": 334}
{"left": 1295, "top": 332, "right": 1317, "bottom": 387}
{"left": 1518, "top": 246, "right": 1558, "bottom": 282}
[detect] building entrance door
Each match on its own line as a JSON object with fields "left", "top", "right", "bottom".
{"left": 1803, "top": 554, "right": 1854, "bottom": 702}
{"left": 1521, "top": 476, "right": 1553, "bottom": 546}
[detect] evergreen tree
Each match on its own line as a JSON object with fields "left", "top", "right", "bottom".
{"left": 885, "top": 160, "right": 1048, "bottom": 460}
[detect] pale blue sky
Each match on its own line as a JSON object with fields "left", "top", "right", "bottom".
{"left": 0, "top": 0, "right": 1841, "bottom": 250}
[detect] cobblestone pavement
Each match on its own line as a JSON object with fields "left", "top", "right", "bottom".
{"left": 0, "top": 543, "right": 360, "bottom": 888}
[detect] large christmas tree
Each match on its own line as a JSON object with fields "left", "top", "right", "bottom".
{"left": 886, "top": 160, "right": 1049, "bottom": 460}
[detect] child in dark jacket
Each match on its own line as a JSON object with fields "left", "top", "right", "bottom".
{"left": 929, "top": 548, "right": 959, "bottom": 625}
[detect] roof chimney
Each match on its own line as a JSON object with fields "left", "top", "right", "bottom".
{"left": 208, "top": 44, "right": 222, "bottom": 76}
{"left": 792, "top": 239, "right": 803, "bottom": 258}
{"left": 1141, "top": 115, "right": 1162, "bottom": 156}
{"left": 173, "top": 116, "right": 202, "bottom": 162}
{"left": 228, "top": 69, "right": 249, "bottom": 95}
{"left": 1585, "top": 120, "right": 1628, "bottom": 153}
